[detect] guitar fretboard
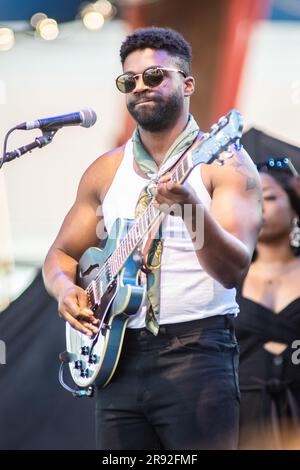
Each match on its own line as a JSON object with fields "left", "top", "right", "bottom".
{"left": 109, "top": 150, "right": 192, "bottom": 275}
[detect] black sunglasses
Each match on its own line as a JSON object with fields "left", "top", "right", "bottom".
{"left": 256, "top": 157, "right": 298, "bottom": 176}
{"left": 116, "top": 66, "right": 187, "bottom": 94}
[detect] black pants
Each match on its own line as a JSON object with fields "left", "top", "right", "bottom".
{"left": 95, "top": 315, "right": 240, "bottom": 450}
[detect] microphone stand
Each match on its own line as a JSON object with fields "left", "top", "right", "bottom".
{"left": 0, "top": 129, "right": 58, "bottom": 169}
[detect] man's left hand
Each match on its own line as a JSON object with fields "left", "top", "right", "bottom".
{"left": 152, "top": 173, "right": 201, "bottom": 214}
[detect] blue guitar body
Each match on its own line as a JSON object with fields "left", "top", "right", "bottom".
{"left": 66, "top": 218, "right": 145, "bottom": 389}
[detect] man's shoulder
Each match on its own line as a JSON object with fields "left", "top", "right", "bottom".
{"left": 83, "top": 144, "right": 126, "bottom": 180}
{"left": 201, "top": 144, "right": 260, "bottom": 193}
{"left": 91, "top": 144, "right": 126, "bottom": 170}
{"left": 79, "top": 144, "right": 126, "bottom": 202}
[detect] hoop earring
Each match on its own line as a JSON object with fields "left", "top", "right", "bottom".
{"left": 290, "top": 217, "right": 300, "bottom": 248}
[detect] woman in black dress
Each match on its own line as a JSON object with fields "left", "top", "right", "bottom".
{"left": 235, "top": 159, "right": 300, "bottom": 449}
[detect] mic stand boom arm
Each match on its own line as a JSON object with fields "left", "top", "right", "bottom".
{"left": 0, "top": 129, "right": 58, "bottom": 167}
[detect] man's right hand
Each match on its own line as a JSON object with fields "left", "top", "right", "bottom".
{"left": 58, "top": 285, "right": 100, "bottom": 336}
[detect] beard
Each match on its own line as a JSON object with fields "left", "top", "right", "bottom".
{"left": 127, "top": 90, "right": 183, "bottom": 132}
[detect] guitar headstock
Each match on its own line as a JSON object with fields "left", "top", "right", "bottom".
{"left": 192, "top": 109, "right": 244, "bottom": 166}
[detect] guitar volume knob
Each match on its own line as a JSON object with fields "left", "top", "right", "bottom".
{"left": 80, "top": 368, "right": 91, "bottom": 378}
{"left": 89, "top": 354, "right": 99, "bottom": 364}
{"left": 81, "top": 346, "right": 90, "bottom": 356}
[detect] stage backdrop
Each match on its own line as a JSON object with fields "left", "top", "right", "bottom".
{"left": 0, "top": 272, "right": 95, "bottom": 450}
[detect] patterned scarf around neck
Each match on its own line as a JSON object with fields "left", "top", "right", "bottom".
{"left": 132, "top": 114, "right": 200, "bottom": 335}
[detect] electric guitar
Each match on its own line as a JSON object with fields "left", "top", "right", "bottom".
{"left": 62, "top": 109, "right": 243, "bottom": 393}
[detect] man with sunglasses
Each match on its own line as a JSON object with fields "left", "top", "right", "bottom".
{"left": 43, "top": 27, "right": 262, "bottom": 450}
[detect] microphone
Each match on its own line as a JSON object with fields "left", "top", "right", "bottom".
{"left": 16, "top": 108, "right": 97, "bottom": 131}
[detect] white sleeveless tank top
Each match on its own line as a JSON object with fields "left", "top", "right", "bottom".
{"left": 102, "top": 139, "right": 239, "bottom": 328}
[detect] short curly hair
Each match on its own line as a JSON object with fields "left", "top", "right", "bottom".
{"left": 120, "top": 27, "right": 192, "bottom": 75}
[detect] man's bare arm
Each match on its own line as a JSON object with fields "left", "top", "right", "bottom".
{"left": 154, "top": 147, "right": 262, "bottom": 288}
{"left": 189, "top": 147, "right": 262, "bottom": 287}
{"left": 43, "top": 149, "right": 122, "bottom": 335}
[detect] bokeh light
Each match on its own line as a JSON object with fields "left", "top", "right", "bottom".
{"left": 80, "top": 1, "right": 116, "bottom": 30}
{"left": 0, "top": 28, "right": 15, "bottom": 52}
{"left": 30, "top": 12, "right": 48, "bottom": 29}
{"left": 38, "top": 18, "right": 59, "bottom": 41}
{"left": 83, "top": 11, "right": 105, "bottom": 30}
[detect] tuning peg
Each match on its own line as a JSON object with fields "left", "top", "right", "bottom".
{"left": 201, "top": 132, "right": 210, "bottom": 140}
{"left": 233, "top": 140, "right": 242, "bottom": 151}
{"left": 218, "top": 116, "right": 227, "bottom": 126}
{"left": 210, "top": 123, "right": 219, "bottom": 133}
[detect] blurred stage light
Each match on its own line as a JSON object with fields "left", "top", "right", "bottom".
{"left": 0, "top": 28, "right": 15, "bottom": 51}
{"left": 95, "top": 1, "right": 114, "bottom": 18}
{"left": 80, "top": 1, "right": 116, "bottom": 29}
{"left": 38, "top": 18, "right": 59, "bottom": 41}
{"left": 30, "top": 12, "right": 48, "bottom": 29}
{"left": 83, "top": 11, "right": 105, "bottom": 30}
